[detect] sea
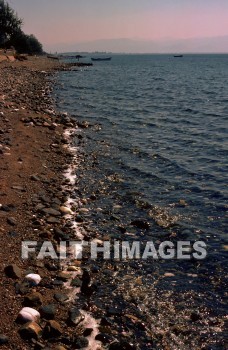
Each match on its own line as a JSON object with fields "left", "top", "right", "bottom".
{"left": 54, "top": 54, "right": 227, "bottom": 349}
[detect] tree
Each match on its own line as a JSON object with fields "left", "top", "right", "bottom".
{"left": 9, "top": 31, "right": 43, "bottom": 54}
{"left": 0, "top": 0, "right": 22, "bottom": 45}
{"left": 0, "top": 0, "right": 43, "bottom": 54}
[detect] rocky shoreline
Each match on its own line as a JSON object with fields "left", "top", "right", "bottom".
{"left": 0, "top": 56, "right": 226, "bottom": 350}
{"left": 0, "top": 56, "right": 101, "bottom": 350}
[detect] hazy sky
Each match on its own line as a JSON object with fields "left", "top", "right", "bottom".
{"left": 9, "top": 0, "right": 228, "bottom": 52}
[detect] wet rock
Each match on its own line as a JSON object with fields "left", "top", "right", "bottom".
{"left": 39, "top": 304, "right": 56, "bottom": 320}
{"left": 5, "top": 264, "right": 22, "bottom": 279}
{"left": 68, "top": 308, "right": 84, "bottom": 326}
{"left": 95, "top": 333, "right": 113, "bottom": 344}
{"left": 100, "top": 317, "right": 113, "bottom": 326}
{"left": 52, "top": 280, "right": 64, "bottom": 287}
{"left": 53, "top": 227, "right": 66, "bottom": 239}
{"left": 71, "top": 278, "right": 82, "bottom": 287}
{"left": 81, "top": 267, "right": 97, "bottom": 295}
{"left": 54, "top": 292, "right": 69, "bottom": 303}
{"left": 73, "top": 336, "right": 89, "bottom": 349}
{"left": 76, "top": 215, "right": 84, "bottom": 222}
{"left": 109, "top": 341, "right": 137, "bottom": 350}
{"left": 17, "top": 307, "right": 40, "bottom": 323}
{"left": 7, "top": 217, "right": 17, "bottom": 226}
{"left": 107, "top": 306, "right": 123, "bottom": 316}
{"left": 0, "top": 334, "right": 9, "bottom": 345}
{"left": 24, "top": 292, "right": 43, "bottom": 307}
{"left": 43, "top": 320, "right": 62, "bottom": 338}
{"left": 190, "top": 311, "right": 202, "bottom": 322}
{"left": 131, "top": 219, "right": 150, "bottom": 230}
{"left": 83, "top": 328, "right": 93, "bottom": 336}
{"left": 19, "top": 322, "right": 42, "bottom": 340}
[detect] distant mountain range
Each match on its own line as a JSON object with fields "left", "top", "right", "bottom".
{"left": 47, "top": 36, "right": 228, "bottom": 54}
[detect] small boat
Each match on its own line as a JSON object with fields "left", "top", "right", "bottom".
{"left": 91, "top": 57, "right": 112, "bottom": 61}
{"left": 47, "top": 54, "right": 59, "bottom": 60}
{"left": 173, "top": 54, "right": 183, "bottom": 58}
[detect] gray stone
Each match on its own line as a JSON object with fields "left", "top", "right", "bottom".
{"left": 68, "top": 308, "right": 84, "bottom": 326}
{"left": 54, "top": 292, "right": 69, "bottom": 303}
{"left": 42, "top": 208, "right": 61, "bottom": 216}
{"left": 71, "top": 278, "right": 82, "bottom": 287}
{"left": 73, "top": 336, "right": 89, "bottom": 349}
{"left": 40, "top": 304, "right": 56, "bottom": 320}
{"left": 46, "top": 217, "right": 60, "bottom": 224}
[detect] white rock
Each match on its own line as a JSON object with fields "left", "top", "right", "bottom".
{"left": 25, "top": 273, "right": 41, "bottom": 286}
{"left": 59, "top": 206, "right": 73, "bottom": 215}
{"left": 164, "top": 272, "right": 175, "bottom": 277}
{"left": 18, "top": 307, "right": 40, "bottom": 323}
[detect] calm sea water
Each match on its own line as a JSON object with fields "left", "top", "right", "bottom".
{"left": 54, "top": 54, "right": 228, "bottom": 347}
{"left": 56, "top": 54, "right": 227, "bottom": 237}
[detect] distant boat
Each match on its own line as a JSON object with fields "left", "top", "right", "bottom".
{"left": 173, "top": 55, "right": 183, "bottom": 58}
{"left": 47, "top": 54, "right": 59, "bottom": 60}
{"left": 91, "top": 57, "right": 112, "bottom": 61}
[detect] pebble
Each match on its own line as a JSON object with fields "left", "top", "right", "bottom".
{"left": 68, "top": 308, "right": 84, "bottom": 326}
{"left": 67, "top": 265, "right": 80, "bottom": 272}
{"left": 190, "top": 311, "right": 202, "bottom": 322}
{"left": 131, "top": 219, "right": 150, "bottom": 230}
{"left": 42, "top": 208, "right": 61, "bottom": 216}
{"left": 39, "top": 304, "right": 56, "bottom": 320}
{"left": 46, "top": 216, "right": 60, "bottom": 224}
{"left": 59, "top": 206, "right": 73, "bottom": 215}
{"left": 71, "top": 278, "right": 82, "bottom": 287}
{"left": 19, "top": 321, "right": 42, "bottom": 340}
{"left": 54, "top": 292, "right": 69, "bottom": 303}
{"left": 18, "top": 307, "right": 40, "bottom": 323}
{"left": 31, "top": 174, "right": 40, "bottom": 181}
{"left": 43, "top": 320, "right": 62, "bottom": 338}
{"left": 109, "top": 341, "right": 136, "bottom": 350}
{"left": 57, "top": 271, "right": 72, "bottom": 281}
{"left": 11, "top": 185, "right": 25, "bottom": 191}
{"left": 5, "top": 264, "right": 22, "bottom": 279}
{"left": 24, "top": 292, "right": 43, "bottom": 307}
{"left": 0, "top": 334, "right": 9, "bottom": 345}
{"left": 7, "top": 217, "right": 17, "bottom": 226}
{"left": 25, "top": 273, "right": 42, "bottom": 286}
{"left": 73, "top": 336, "right": 89, "bottom": 349}
{"left": 164, "top": 272, "right": 175, "bottom": 277}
